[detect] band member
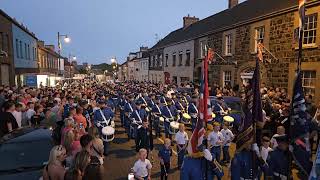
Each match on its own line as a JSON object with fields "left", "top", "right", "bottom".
{"left": 130, "top": 101, "right": 147, "bottom": 138}
{"left": 161, "top": 97, "right": 174, "bottom": 140}
{"left": 158, "top": 138, "right": 172, "bottom": 180}
{"left": 231, "top": 143, "right": 268, "bottom": 180}
{"left": 93, "top": 99, "right": 114, "bottom": 155}
{"left": 124, "top": 94, "right": 135, "bottom": 139}
{"left": 151, "top": 95, "right": 162, "bottom": 138}
{"left": 174, "top": 124, "right": 188, "bottom": 169}
{"left": 135, "top": 121, "right": 152, "bottom": 154}
{"left": 188, "top": 95, "right": 198, "bottom": 132}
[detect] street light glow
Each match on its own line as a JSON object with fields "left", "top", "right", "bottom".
{"left": 64, "top": 36, "right": 71, "bottom": 43}
{"left": 72, "top": 56, "right": 77, "bottom": 60}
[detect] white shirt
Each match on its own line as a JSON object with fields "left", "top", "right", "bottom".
{"left": 220, "top": 128, "right": 234, "bottom": 146}
{"left": 260, "top": 146, "right": 273, "bottom": 161}
{"left": 26, "top": 109, "right": 35, "bottom": 120}
{"left": 132, "top": 159, "right": 152, "bottom": 178}
{"left": 175, "top": 131, "right": 188, "bottom": 145}
{"left": 12, "top": 111, "right": 22, "bottom": 127}
{"left": 208, "top": 131, "right": 224, "bottom": 147}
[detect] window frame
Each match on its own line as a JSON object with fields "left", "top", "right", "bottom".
{"left": 165, "top": 54, "right": 168, "bottom": 67}
{"left": 178, "top": 51, "right": 183, "bottom": 66}
{"left": 303, "top": 13, "right": 318, "bottom": 46}
{"left": 223, "top": 71, "right": 232, "bottom": 87}
{"left": 254, "top": 26, "right": 265, "bottom": 52}
{"left": 185, "top": 50, "right": 191, "bottom": 66}
{"left": 225, "top": 34, "right": 232, "bottom": 56}
{"left": 301, "top": 70, "right": 316, "bottom": 97}
{"left": 172, "top": 53, "right": 176, "bottom": 67}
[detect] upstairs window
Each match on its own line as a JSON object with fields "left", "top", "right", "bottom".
{"left": 303, "top": 13, "right": 317, "bottom": 45}
{"left": 185, "top": 50, "right": 191, "bottom": 66}
{"left": 172, "top": 53, "right": 176, "bottom": 67}
{"left": 178, "top": 52, "right": 183, "bottom": 66}
{"left": 165, "top": 54, "right": 168, "bottom": 67}
{"left": 254, "top": 26, "right": 265, "bottom": 52}
{"left": 225, "top": 34, "right": 232, "bottom": 55}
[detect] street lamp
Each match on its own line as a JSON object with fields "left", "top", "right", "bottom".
{"left": 110, "top": 57, "right": 118, "bottom": 81}
{"left": 57, "top": 32, "right": 71, "bottom": 55}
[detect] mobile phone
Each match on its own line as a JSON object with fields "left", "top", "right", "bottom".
{"left": 79, "top": 123, "right": 83, "bottom": 129}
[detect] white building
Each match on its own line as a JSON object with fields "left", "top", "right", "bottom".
{"left": 163, "top": 40, "right": 194, "bottom": 86}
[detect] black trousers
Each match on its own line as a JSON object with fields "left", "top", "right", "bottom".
{"left": 160, "top": 162, "right": 170, "bottom": 180}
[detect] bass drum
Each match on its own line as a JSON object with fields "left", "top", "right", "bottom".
{"left": 101, "top": 126, "right": 115, "bottom": 142}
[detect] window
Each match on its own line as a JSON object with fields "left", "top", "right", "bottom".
{"left": 223, "top": 71, "right": 232, "bottom": 87}
{"left": 24, "top": 43, "right": 27, "bottom": 59}
{"left": 301, "top": 70, "right": 316, "bottom": 97}
{"left": 200, "top": 40, "right": 207, "bottom": 58}
{"left": 172, "top": 53, "right": 176, "bottom": 67}
{"left": 179, "top": 52, "right": 183, "bottom": 66}
{"left": 303, "top": 13, "right": 317, "bottom": 45}
{"left": 0, "top": 33, "right": 8, "bottom": 53}
{"left": 165, "top": 54, "right": 168, "bottom": 67}
{"left": 225, "top": 34, "right": 232, "bottom": 55}
{"left": 27, "top": 45, "right": 30, "bottom": 60}
{"left": 186, "top": 50, "right": 191, "bottom": 66}
{"left": 16, "top": 39, "right": 19, "bottom": 58}
{"left": 159, "top": 54, "right": 162, "bottom": 67}
{"left": 254, "top": 26, "right": 265, "bottom": 52}
{"left": 19, "top": 41, "right": 22, "bottom": 58}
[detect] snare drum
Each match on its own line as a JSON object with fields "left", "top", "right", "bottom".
{"left": 181, "top": 113, "right": 191, "bottom": 124}
{"left": 159, "top": 117, "right": 164, "bottom": 128}
{"left": 169, "top": 121, "right": 180, "bottom": 135}
{"left": 223, "top": 115, "right": 234, "bottom": 123}
{"left": 101, "top": 126, "right": 115, "bottom": 142}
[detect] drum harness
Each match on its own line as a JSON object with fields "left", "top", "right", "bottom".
{"left": 97, "top": 109, "right": 112, "bottom": 128}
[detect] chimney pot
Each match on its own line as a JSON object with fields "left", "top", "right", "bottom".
{"left": 183, "top": 15, "right": 199, "bottom": 28}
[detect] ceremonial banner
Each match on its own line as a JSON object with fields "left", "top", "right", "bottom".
{"left": 309, "top": 143, "right": 320, "bottom": 180}
{"left": 289, "top": 71, "right": 312, "bottom": 175}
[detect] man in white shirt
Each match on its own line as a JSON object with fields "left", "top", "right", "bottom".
{"left": 132, "top": 148, "right": 152, "bottom": 180}
{"left": 174, "top": 124, "right": 188, "bottom": 169}
{"left": 221, "top": 122, "right": 234, "bottom": 163}
{"left": 25, "top": 102, "right": 35, "bottom": 126}
{"left": 208, "top": 122, "right": 224, "bottom": 163}
{"left": 12, "top": 103, "right": 23, "bottom": 128}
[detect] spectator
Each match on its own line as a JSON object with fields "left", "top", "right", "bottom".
{"left": 0, "top": 101, "right": 18, "bottom": 137}
{"left": 158, "top": 138, "right": 172, "bottom": 180}
{"left": 61, "top": 118, "right": 75, "bottom": 145}
{"left": 30, "top": 105, "right": 44, "bottom": 126}
{"left": 82, "top": 161, "right": 103, "bottom": 180}
{"left": 74, "top": 107, "right": 87, "bottom": 130}
{"left": 80, "top": 134, "right": 101, "bottom": 165}
{"left": 12, "top": 103, "right": 23, "bottom": 128}
{"left": 270, "top": 126, "right": 286, "bottom": 149}
{"left": 25, "top": 101, "right": 35, "bottom": 125}
{"left": 43, "top": 145, "right": 67, "bottom": 180}
{"left": 88, "top": 127, "right": 104, "bottom": 164}
{"left": 73, "top": 150, "right": 91, "bottom": 180}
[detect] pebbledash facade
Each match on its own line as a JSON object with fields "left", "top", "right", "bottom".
{"left": 153, "top": 0, "right": 320, "bottom": 102}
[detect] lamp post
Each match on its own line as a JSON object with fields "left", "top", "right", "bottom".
{"left": 110, "top": 57, "right": 118, "bottom": 81}
{"left": 57, "top": 32, "right": 70, "bottom": 56}
{"left": 68, "top": 54, "right": 76, "bottom": 80}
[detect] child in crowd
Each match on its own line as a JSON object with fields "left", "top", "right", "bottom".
{"left": 158, "top": 138, "right": 172, "bottom": 180}
{"left": 174, "top": 124, "right": 188, "bottom": 169}
{"left": 260, "top": 136, "right": 273, "bottom": 162}
{"left": 132, "top": 148, "right": 152, "bottom": 180}
{"left": 220, "top": 122, "right": 234, "bottom": 164}
{"left": 270, "top": 126, "right": 285, "bottom": 149}
{"left": 208, "top": 122, "right": 224, "bottom": 163}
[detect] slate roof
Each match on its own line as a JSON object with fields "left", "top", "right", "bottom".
{"left": 151, "top": 0, "right": 298, "bottom": 49}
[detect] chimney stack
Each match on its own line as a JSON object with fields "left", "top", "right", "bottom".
{"left": 183, "top": 14, "right": 199, "bottom": 28}
{"left": 38, "top": 40, "right": 45, "bottom": 47}
{"left": 228, "top": 0, "right": 238, "bottom": 9}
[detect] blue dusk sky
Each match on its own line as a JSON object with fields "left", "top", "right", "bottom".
{"left": 1, "top": 0, "right": 245, "bottom": 64}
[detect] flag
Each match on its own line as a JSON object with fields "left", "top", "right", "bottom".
{"left": 309, "top": 143, "right": 320, "bottom": 180}
{"left": 289, "top": 71, "right": 312, "bottom": 175}
{"left": 299, "top": 0, "right": 306, "bottom": 37}
{"left": 235, "top": 57, "right": 264, "bottom": 151}
{"left": 186, "top": 47, "right": 212, "bottom": 155}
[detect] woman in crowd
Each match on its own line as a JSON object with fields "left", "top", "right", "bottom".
{"left": 30, "top": 104, "right": 44, "bottom": 126}
{"left": 0, "top": 100, "right": 18, "bottom": 137}
{"left": 74, "top": 107, "right": 87, "bottom": 130}
{"left": 72, "top": 150, "right": 91, "bottom": 180}
{"left": 61, "top": 118, "right": 75, "bottom": 145}
{"left": 43, "top": 145, "right": 67, "bottom": 180}
{"left": 88, "top": 127, "right": 104, "bottom": 165}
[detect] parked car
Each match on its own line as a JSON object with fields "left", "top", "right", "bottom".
{"left": 0, "top": 127, "right": 53, "bottom": 180}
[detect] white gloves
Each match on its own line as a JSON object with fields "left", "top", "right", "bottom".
{"left": 289, "top": 145, "right": 293, "bottom": 152}
{"left": 203, "top": 149, "right": 213, "bottom": 161}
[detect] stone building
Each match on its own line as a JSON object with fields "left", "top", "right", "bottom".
{"left": 152, "top": 0, "right": 320, "bottom": 102}
{"left": 0, "top": 9, "right": 15, "bottom": 86}
{"left": 193, "top": 0, "right": 320, "bottom": 102}
{"left": 135, "top": 47, "right": 149, "bottom": 82}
